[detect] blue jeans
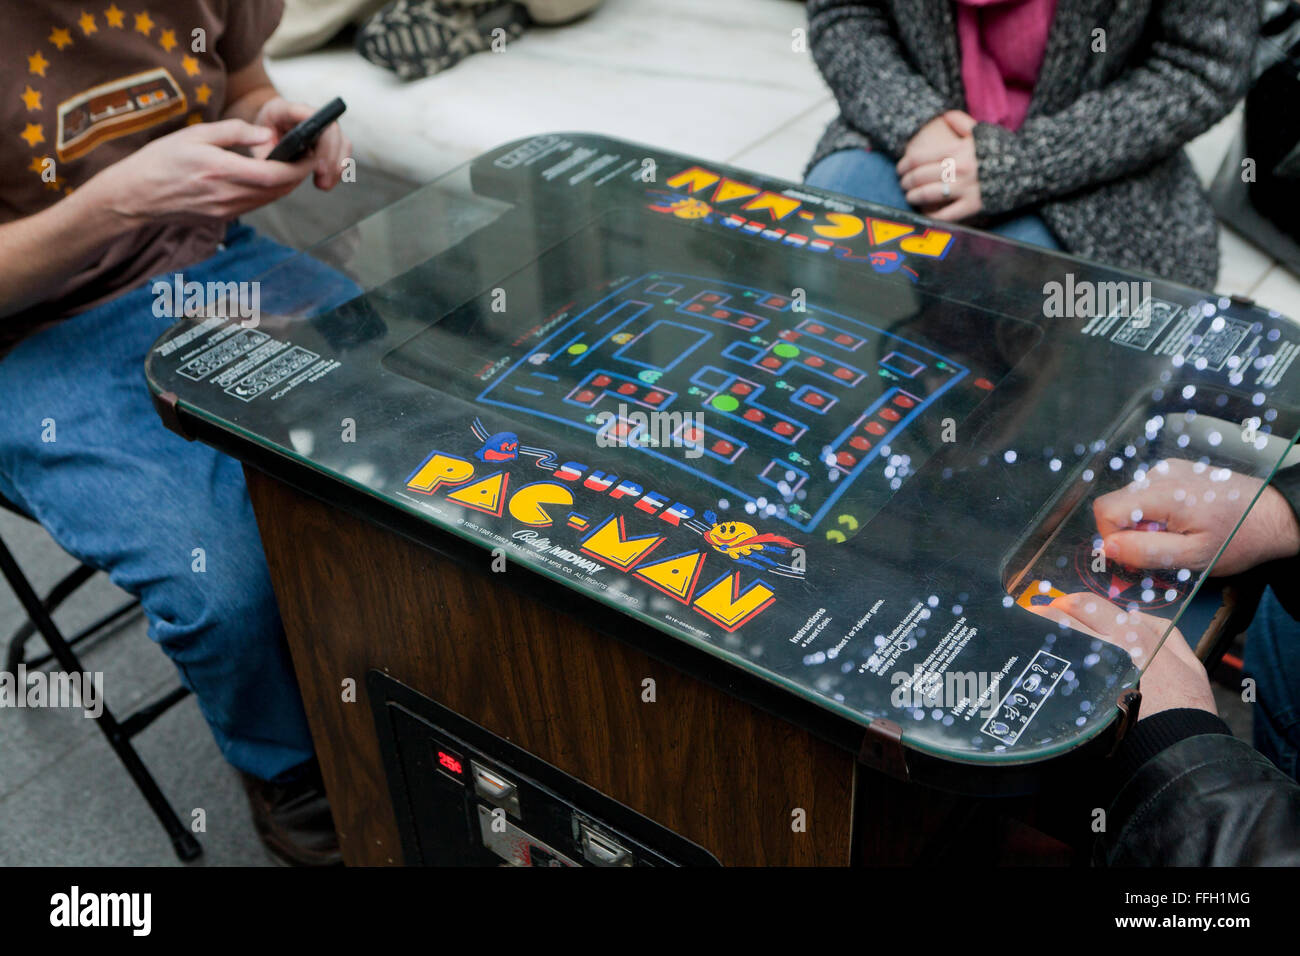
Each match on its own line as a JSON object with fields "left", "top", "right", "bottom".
{"left": 0, "top": 224, "right": 354, "bottom": 782}
{"left": 1244, "top": 588, "right": 1300, "bottom": 781}
{"left": 805, "top": 148, "right": 1061, "bottom": 251}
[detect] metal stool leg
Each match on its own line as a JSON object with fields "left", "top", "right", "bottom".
{"left": 0, "top": 539, "right": 202, "bottom": 861}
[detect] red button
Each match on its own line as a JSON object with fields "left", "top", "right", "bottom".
{"left": 683, "top": 427, "right": 703, "bottom": 443}
{"left": 644, "top": 391, "right": 664, "bottom": 404}
{"left": 807, "top": 324, "right": 826, "bottom": 335}
{"left": 805, "top": 356, "right": 825, "bottom": 368}
{"left": 805, "top": 392, "right": 825, "bottom": 406}
{"left": 879, "top": 407, "right": 900, "bottom": 422}
{"left": 833, "top": 367, "right": 854, "bottom": 380}
{"left": 849, "top": 436, "right": 872, "bottom": 451}
{"left": 711, "top": 439, "right": 735, "bottom": 455}
{"left": 865, "top": 421, "right": 886, "bottom": 435}
{"left": 702, "top": 294, "right": 720, "bottom": 302}
{"left": 761, "top": 357, "right": 781, "bottom": 369}
{"left": 592, "top": 375, "right": 611, "bottom": 388}
{"left": 763, "top": 296, "right": 787, "bottom": 307}
{"left": 712, "top": 310, "right": 729, "bottom": 319}
{"left": 617, "top": 383, "right": 637, "bottom": 395}
{"left": 575, "top": 389, "right": 596, "bottom": 402}
{"left": 975, "top": 377, "right": 995, "bottom": 390}
{"left": 687, "top": 304, "right": 705, "bottom": 312}
{"left": 834, "top": 334, "right": 855, "bottom": 346}
{"left": 893, "top": 393, "right": 915, "bottom": 408}
{"left": 737, "top": 316, "right": 756, "bottom": 327}
{"left": 779, "top": 330, "right": 800, "bottom": 341}
{"left": 835, "top": 451, "right": 857, "bottom": 467}
{"left": 773, "top": 421, "right": 796, "bottom": 436}
{"left": 730, "top": 381, "right": 753, "bottom": 395}
{"left": 743, "top": 408, "right": 765, "bottom": 422}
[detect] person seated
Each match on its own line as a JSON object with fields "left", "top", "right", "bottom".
{"left": 1033, "top": 592, "right": 1300, "bottom": 865}
{"left": 1029, "top": 457, "right": 1300, "bottom": 863}
{"left": 1, "top": 0, "right": 351, "bottom": 864}
{"left": 1085, "top": 458, "right": 1300, "bottom": 782}
{"left": 803, "top": 0, "right": 1256, "bottom": 287}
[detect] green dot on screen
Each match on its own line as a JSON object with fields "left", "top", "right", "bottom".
{"left": 711, "top": 395, "right": 740, "bottom": 412}
{"left": 772, "top": 343, "right": 800, "bottom": 358}
{"left": 567, "top": 343, "right": 588, "bottom": 355}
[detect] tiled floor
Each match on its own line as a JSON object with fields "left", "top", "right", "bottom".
{"left": 1, "top": 0, "right": 1292, "bottom": 866}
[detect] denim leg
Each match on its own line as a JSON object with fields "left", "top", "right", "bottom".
{"left": 1244, "top": 587, "right": 1300, "bottom": 781}
{"left": 805, "top": 148, "right": 911, "bottom": 210}
{"left": 986, "top": 213, "right": 1061, "bottom": 251}
{"left": 806, "top": 148, "right": 1062, "bottom": 251}
{"left": 0, "top": 227, "right": 354, "bottom": 781}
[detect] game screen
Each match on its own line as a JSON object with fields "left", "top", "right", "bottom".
{"left": 383, "top": 209, "right": 1041, "bottom": 537}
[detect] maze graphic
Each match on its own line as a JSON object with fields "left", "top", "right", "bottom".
{"left": 478, "top": 273, "right": 968, "bottom": 532}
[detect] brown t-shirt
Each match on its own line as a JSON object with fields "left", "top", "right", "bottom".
{"left": 1, "top": 0, "right": 284, "bottom": 354}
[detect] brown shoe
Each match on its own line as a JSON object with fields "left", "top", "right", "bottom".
{"left": 240, "top": 764, "right": 344, "bottom": 866}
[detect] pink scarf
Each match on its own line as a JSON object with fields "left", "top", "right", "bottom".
{"left": 953, "top": 0, "right": 1058, "bottom": 130}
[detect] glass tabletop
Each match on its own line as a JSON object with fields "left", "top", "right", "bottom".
{"left": 147, "top": 133, "right": 1300, "bottom": 766}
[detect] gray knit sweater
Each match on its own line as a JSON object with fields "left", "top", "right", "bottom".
{"left": 806, "top": 0, "right": 1257, "bottom": 289}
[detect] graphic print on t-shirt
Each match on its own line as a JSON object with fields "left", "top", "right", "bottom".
{"left": 56, "top": 66, "right": 186, "bottom": 161}
{"left": 15, "top": 5, "right": 216, "bottom": 194}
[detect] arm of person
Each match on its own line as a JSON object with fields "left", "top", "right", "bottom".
{"left": 974, "top": 0, "right": 1255, "bottom": 216}
{"left": 807, "top": 0, "right": 951, "bottom": 158}
{"left": 1091, "top": 458, "right": 1300, "bottom": 576}
{"left": 0, "top": 120, "right": 307, "bottom": 321}
{"left": 1031, "top": 594, "right": 1300, "bottom": 866}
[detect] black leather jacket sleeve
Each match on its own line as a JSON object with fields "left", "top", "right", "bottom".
{"left": 1097, "top": 710, "right": 1300, "bottom": 866}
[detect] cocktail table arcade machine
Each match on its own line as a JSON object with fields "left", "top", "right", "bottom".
{"left": 148, "top": 133, "right": 1300, "bottom": 866}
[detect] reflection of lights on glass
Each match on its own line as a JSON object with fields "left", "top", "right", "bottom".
{"left": 1049, "top": 458, "right": 1062, "bottom": 472}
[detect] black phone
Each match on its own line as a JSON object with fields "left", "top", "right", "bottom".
{"left": 266, "top": 97, "right": 347, "bottom": 163}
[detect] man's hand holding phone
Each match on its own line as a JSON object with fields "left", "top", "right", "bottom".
{"left": 252, "top": 97, "right": 351, "bottom": 190}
